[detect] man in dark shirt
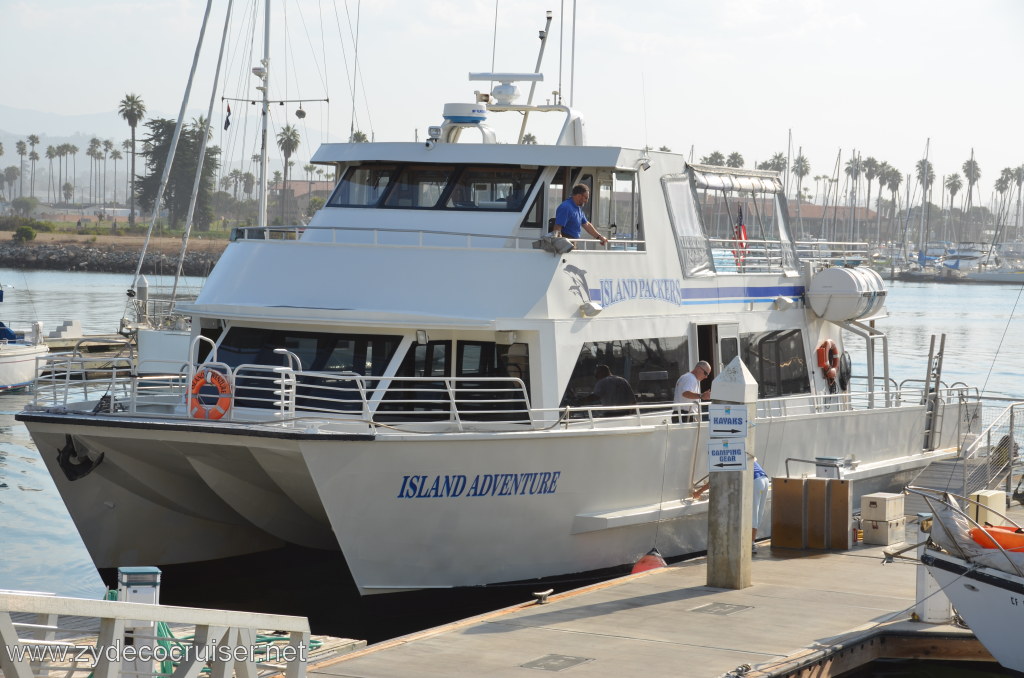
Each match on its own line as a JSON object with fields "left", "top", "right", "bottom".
{"left": 588, "top": 364, "right": 636, "bottom": 415}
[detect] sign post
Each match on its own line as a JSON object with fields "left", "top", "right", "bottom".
{"left": 706, "top": 358, "right": 758, "bottom": 589}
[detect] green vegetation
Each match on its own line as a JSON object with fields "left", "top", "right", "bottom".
{"left": 12, "top": 225, "right": 36, "bottom": 243}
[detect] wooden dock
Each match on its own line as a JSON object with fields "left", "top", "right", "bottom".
{"left": 308, "top": 539, "right": 993, "bottom": 678}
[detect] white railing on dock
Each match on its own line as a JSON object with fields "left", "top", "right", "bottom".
{"left": 956, "top": 401, "right": 1024, "bottom": 499}
{"left": 0, "top": 591, "right": 310, "bottom": 678}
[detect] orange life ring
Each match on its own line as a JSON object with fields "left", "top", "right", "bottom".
{"left": 970, "top": 525, "right": 1024, "bottom": 551}
{"left": 188, "top": 368, "right": 232, "bottom": 420}
{"left": 816, "top": 339, "right": 840, "bottom": 380}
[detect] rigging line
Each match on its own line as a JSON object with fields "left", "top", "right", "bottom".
{"left": 650, "top": 420, "right": 672, "bottom": 550}
{"left": 131, "top": 0, "right": 215, "bottom": 291}
{"left": 173, "top": 0, "right": 235, "bottom": 302}
{"left": 490, "top": 0, "right": 499, "bottom": 74}
{"left": 348, "top": 0, "right": 361, "bottom": 141}
{"left": 329, "top": 2, "right": 355, "bottom": 132}
{"left": 293, "top": 0, "right": 330, "bottom": 95}
{"left": 320, "top": 0, "right": 330, "bottom": 142}
{"left": 980, "top": 277, "right": 1024, "bottom": 399}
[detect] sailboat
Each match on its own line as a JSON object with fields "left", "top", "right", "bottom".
{"left": 121, "top": 0, "right": 323, "bottom": 373}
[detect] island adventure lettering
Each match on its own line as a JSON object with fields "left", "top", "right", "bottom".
{"left": 396, "top": 472, "right": 560, "bottom": 499}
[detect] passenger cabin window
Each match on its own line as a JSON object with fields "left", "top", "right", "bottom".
{"left": 378, "top": 341, "right": 529, "bottom": 422}
{"left": 739, "top": 330, "right": 811, "bottom": 398}
{"left": 326, "top": 162, "right": 541, "bottom": 211}
{"left": 211, "top": 327, "right": 402, "bottom": 412}
{"left": 562, "top": 336, "right": 688, "bottom": 408}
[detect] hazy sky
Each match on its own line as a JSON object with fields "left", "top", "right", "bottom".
{"left": 5, "top": 0, "right": 1023, "bottom": 204}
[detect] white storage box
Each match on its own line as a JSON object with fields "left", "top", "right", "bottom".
{"left": 863, "top": 516, "right": 906, "bottom": 545}
{"left": 861, "top": 492, "right": 904, "bottom": 522}
{"left": 970, "top": 490, "right": 1006, "bottom": 527}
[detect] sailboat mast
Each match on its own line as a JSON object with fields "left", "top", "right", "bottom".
{"left": 256, "top": 0, "right": 271, "bottom": 230}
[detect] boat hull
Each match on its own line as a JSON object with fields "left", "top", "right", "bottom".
{"left": 0, "top": 343, "right": 47, "bottom": 390}
{"left": 922, "top": 550, "right": 1024, "bottom": 673}
{"left": 21, "top": 399, "right": 956, "bottom": 595}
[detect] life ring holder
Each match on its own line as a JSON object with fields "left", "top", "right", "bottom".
{"left": 188, "top": 366, "right": 233, "bottom": 420}
{"left": 816, "top": 339, "right": 841, "bottom": 386}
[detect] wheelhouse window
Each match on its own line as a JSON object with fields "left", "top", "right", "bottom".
{"left": 562, "top": 336, "right": 689, "bottom": 407}
{"left": 326, "top": 162, "right": 541, "bottom": 211}
{"left": 327, "top": 164, "right": 398, "bottom": 206}
{"left": 444, "top": 165, "right": 540, "bottom": 210}
{"left": 739, "top": 329, "right": 811, "bottom": 398}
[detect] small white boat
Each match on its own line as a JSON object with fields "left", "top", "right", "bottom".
{"left": 914, "top": 484, "right": 1024, "bottom": 673}
{"left": 0, "top": 288, "right": 48, "bottom": 391}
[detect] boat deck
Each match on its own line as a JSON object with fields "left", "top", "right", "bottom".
{"left": 308, "top": 539, "right": 992, "bottom": 678}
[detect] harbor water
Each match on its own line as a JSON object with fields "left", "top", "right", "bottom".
{"left": 2, "top": 267, "right": 1024, "bottom": 642}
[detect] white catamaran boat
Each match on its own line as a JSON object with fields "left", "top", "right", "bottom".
{"left": 19, "top": 53, "right": 982, "bottom": 595}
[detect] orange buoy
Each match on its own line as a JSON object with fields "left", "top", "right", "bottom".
{"left": 632, "top": 548, "right": 667, "bottom": 573}
{"left": 969, "top": 525, "right": 1024, "bottom": 551}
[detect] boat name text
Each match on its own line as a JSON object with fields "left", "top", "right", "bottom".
{"left": 397, "top": 472, "right": 560, "bottom": 499}
{"left": 599, "top": 278, "right": 682, "bottom": 307}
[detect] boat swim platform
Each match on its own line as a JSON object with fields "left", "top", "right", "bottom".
{"left": 308, "top": 542, "right": 994, "bottom": 678}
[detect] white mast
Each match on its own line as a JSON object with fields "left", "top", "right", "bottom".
{"left": 256, "top": 0, "right": 271, "bottom": 229}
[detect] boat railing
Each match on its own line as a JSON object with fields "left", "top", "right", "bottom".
{"left": 908, "top": 485, "right": 1024, "bottom": 579}
{"left": 754, "top": 384, "right": 978, "bottom": 419}
{"left": 794, "top": 240, "right": 869, "bottom": 265}
{"left": 231, "top": 224, "right": 646, "bottom": 253}
{"left": 122, "top": 297, "right": 191, "bottom": 332}
{"left": 32, "top": 339, "right": 138, "bottom": 409}
{"left": 708, "top": 237, "right": 788, "bottom": 273}
{"left": 954, "top": 400, "right": 1024, "bottom": 499}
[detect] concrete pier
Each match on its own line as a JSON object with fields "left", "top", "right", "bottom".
{"left": 309, "top": 541, "right": 991, "bottom": 678}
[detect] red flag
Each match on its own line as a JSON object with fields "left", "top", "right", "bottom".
{"left": 223, "top": 104, "right": 232, "bottom": 130}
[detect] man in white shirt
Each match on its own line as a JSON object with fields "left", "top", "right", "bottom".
{"left": 674, "top": 360, "right": 712, "bottom": 421}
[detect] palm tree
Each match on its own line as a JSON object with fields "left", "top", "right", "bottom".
{"left": 119, "top": 93, "right": 147, "bottom": 225}
{"left": 962, "top": 154, "right": 981, "bottom": 240}
{"left": 351, "top": 130, "right": 369, "bottom": 143}
{"left": 15, "top": 140, "right": 27, "bottom": 197}
{"left": 242, "top": 172, "right": 255, "bottom": 201}
{"left": 884, "top": 167, "right": 903, "bottom": 243}
{"left": 521, "top": 133, "right": 537, "bottom": 145}
{"left": 862, "top": 157, "right": 879, "bottom": 230}
{"left": 102, "top": 140, "right": 114, "bottom": 206}
{"left": 88, "top": 138, "right": 101, "bottom": 204}
{"left": 844, "top": 155, "right": 863, "bottom": 240}
{"left": 1014, "top": 165, "right": 1024, "bottom": 239}
{"left": 111, "top": 149, "right": 122, "bottom": 204}
{"left": 45, "top": 145, "right": 55, "bottom": 203}
{"left": 726, "top": 152, "right": 744, "bottom": 168}
{"left": 276, "top": 124, "right": 301, "bottom": 221}
{"left": 944, "top": 174, "right": 962, "bottom": 216}
{"left": 68, "top": 144, "right": 80, "bottom": 204}
{"left": 229, "top": 169, "right": 244, "bottom": 200}
{"left": 27, "top": 134, "right": 39, "bottom": 199}
{"left": 700, "top": 151, "right": 725, "bottom": 166}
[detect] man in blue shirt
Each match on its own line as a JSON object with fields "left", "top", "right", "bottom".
{"left": 553, "top": 184, "right": 608, "bottom": 245}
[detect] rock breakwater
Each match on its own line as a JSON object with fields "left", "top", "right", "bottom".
{"left": 0, "top": 242, "right": 220, "bottom": 276}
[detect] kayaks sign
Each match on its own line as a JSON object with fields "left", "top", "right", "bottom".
{"left": 397, "top": 472, "right": 560, "bottom": 499}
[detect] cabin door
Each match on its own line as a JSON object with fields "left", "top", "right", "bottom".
{"left": 696, "top": 323, "right": 740, "bottom": 389}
